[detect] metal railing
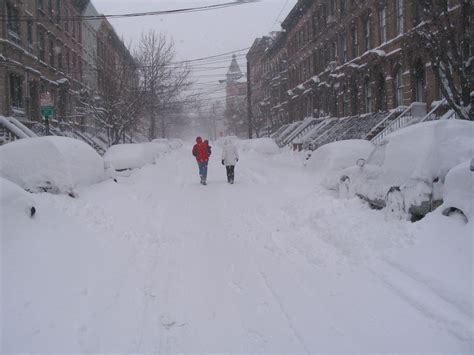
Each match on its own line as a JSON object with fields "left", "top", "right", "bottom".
{"left": 371, "top": 103, "right": 426, "bottom": 145}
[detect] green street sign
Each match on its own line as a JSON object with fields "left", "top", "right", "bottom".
{"left": 41, "top": 106, "right": 54, "bottom": 119}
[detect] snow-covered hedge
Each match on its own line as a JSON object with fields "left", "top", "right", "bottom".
{"left": 306, "top": 139, "right": 375, "bottom": 190}
{"left": 0, "top": 177, "right": 36, "bottom": 217}
{"left": 0, "top": 136, "right": 105, "bottom": 194}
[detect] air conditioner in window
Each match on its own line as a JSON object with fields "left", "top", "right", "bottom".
{"left": 327, "top": 15, "right": 336, "bottom": 24}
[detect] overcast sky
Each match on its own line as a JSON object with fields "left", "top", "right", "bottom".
{"left": 92, "top": 0, "right": 297, "bottom": 104}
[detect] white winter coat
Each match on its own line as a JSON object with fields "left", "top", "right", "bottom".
{"left": 221, "top": 139, "right": 239, "bottom": 166}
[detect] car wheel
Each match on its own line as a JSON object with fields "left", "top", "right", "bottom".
{"left": 338, "top": 175, "right": 350, "bottom": 199}
{"left": 385, "top": 186, "right": 405, "bottom": 219}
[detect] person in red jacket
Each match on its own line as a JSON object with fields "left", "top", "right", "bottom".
{"left": 192, "top": 136, "right": 210, "bottom": 185}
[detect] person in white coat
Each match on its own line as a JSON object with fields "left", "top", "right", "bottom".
{"left": 221, "top": 138, "right": 239, "bottom": 184}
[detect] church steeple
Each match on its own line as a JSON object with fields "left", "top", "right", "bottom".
{"left": 226, "top": 54, "right": 243, "bottom": 82}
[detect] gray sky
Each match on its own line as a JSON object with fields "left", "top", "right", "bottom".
{"left": 92, "top": 0, "right": 297, "bottom": 104}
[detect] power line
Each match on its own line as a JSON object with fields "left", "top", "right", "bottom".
{"left": 2, "top": 1, "right": 261, "bottom": 22}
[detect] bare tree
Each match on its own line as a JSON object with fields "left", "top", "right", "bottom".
{"left": 79, "top": 56, "right": 145, "bottom": 146}
{"left": 136, "top": 31, "right": 192, "bottom": 139}
{"left": 225, "top": 95, "right": 248, "bottom": 137}
{"left": 414, "top": 0, "right": 472, "bottom": 120}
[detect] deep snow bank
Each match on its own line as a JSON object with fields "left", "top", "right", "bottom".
{"left": 0, "top": 136, "right": 105, "bottom": 194}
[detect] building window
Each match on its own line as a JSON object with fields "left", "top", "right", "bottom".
{"left": 6, "top": 3, "right": 21, "bottom": 43}
{"left": 395, "top": 68, "right": 404, "bottom": 106}
{"left": 395, "top": 0, "right": 404, "bottom": 35}
{"left": 341, "top": 35, "right": 347, "bottom": 63}
{"left": 364, "top": 79, "right": 372, "bottom": 113}
{"left": 48, "top": 0, "right": 53, "bottom": 16}
{"left": 330, "top": 41, "right": 337, "bottom": 61}
{"left": 66, "top": 50, "right": 70, "bottom": 73}
{"left": 321, "top": 5, "right": 327, "bottom": 28}
{"left": 340, "top": 0, "right": 347, "bottom": 17}
{"left": 55, "top": 0, "right": 61, "bottom": 23}
{"left": 49, "top": 36, "right": 55, "bottom": 67}
{"left": 27, "top": 19, "right": 34, "bottom": 49}
{"left": 413, "top": 1, "right": 422, "bottom": 26}
{"left": 351, "top": 26, "right": 359, "bottom": 58}
{"left": 363, "top": 18, "right": 371, "bottom": 51}
{"left": 57, "top": 44, "right": 63, "bottom": 70}
{"left": 9, "top": 73, "right": 24, "bottom": 109}
{"left": 64, "top": 8, "right": 69, "bottom": 32}
{"left": 38, "top": 28, "right": 46, "bottom": 61}
{"left": 414, "top": 62, "right": 425, "bottom": 102}
{"left": 379, "top": 7, "right": 387, "bottom": 44}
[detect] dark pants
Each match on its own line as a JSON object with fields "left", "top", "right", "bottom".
{"left": 198, "top": 161, "right": 208, "bottom": 182}
{"left": 225, "top": 165, "right": 235, "bottom": 182}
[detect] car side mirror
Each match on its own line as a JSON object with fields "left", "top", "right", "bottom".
{"left": 356, "top": 158, "right": 366, "bottom": 168}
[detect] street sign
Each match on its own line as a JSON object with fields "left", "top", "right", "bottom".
{"left": 40, "top": 92, "right": 53, "bottom": 106}
{"left": 40, "top": 106, "right": 53, "bottom": 118}
{"left": 40, "top": 92, "right": 54, "bottom": 119}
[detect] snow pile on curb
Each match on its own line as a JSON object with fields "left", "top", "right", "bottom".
{"left": 0, "top": 136, "right": 105, "bottom": 194}
{"left": 306, "top": 139, "right": 374, "bottom": 190}
{"left": 238, "top": 138, "right": 280, "bottom": 155}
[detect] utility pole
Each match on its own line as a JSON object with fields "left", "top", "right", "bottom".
{"left": 247, "top": 61, "right": 253, "bottom": 139}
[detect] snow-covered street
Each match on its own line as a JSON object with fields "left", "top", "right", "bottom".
{"left": 2, "top": 144, "right": 473, "bottom": 353}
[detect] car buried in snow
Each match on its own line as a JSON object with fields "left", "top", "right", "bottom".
{"left": 0, "top": 177, "right": 36, "bottom": 217}
{"left": 442, "top": 159, "right": 474, "bottom": 223}
{"left": 338, "top": 120, "right": 474, "bottom": 220}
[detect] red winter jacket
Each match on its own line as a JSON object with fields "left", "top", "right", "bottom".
{"left": 192, "top": 137, "right": 209, "bottom": 163}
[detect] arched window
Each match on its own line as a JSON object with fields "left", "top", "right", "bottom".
{"left": 395, "top": 67, "right": 403, "bottom": 107}
{"left": 364, "top": 78, "right": 372, "bottom": 113}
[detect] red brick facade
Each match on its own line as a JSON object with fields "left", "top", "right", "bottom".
{"left": 249, "top": 0, "right": 468, "bottom": 127}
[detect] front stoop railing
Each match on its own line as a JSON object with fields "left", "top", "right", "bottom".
{"left": 370, "top": 102, "right": 427, "bottom": 145}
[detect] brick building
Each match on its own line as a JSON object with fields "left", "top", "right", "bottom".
{"left": 261, "top": 31, "right": 289, "bottom": 130}
{"left": 247, "top": 36, "right": 273, "bottom": 136}
{"left": 0, "top": 0, "right": 89, "bottom": 122}
{"left": 0, "top": 0, "right": 135, "bottom": 136}
{"left": 248, "top": 0, "right": 469, "bottom": 133}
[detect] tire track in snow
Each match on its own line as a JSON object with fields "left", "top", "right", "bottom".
{"left": 258, "top": 271, "right": 310, "bottom": 354}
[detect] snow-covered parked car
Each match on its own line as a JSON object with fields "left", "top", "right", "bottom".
{"left": 0, "top": 136, "right": 106, "bottom": 195}
{"left": 104, "top": 142, "right": 172, "bottom": 172}
{"left": 442, "top": 159, "right": 474, "bottom": 222}
{"left": 0, "top": 177, "right": 37, "bottom": 217}
{"left": 152, "top": 138, "right": 183, "bottom": 150}
{"left": 305, "top": 139, "right": 375, "bottom": 190}
{"left": 238, "top": 138, "right": 280, "bottom": 155}
{"left": 338, "top": 120, "right": 474, "bottom": 220}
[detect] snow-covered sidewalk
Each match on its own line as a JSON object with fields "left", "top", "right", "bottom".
{"left": 2, "top": 145, "right": 472, "bottom": 353}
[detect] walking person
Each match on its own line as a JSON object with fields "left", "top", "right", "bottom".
{"left": 221, "top": 138, "right": 239, "bottom": 184}
{"left": 192, "top": 136, "right": 210, "bottom": 185}
{"left": 204, "top": 139, "right": 212, "bottom": 157}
